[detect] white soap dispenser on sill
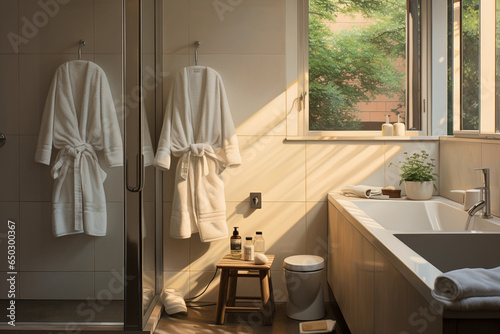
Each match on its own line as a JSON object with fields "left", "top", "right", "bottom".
{"left": 393, "top": 114, "right": 405, "bottom": 136}
{"left": 382, "top": 114, "right": 393, "bottom": 136}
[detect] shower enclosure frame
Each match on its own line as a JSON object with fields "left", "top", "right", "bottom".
{"left": 124, "top": 0, "right": 164, "bottom": 331}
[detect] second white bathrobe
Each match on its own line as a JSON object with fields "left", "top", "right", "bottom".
{"left": 154, "top": 66, "right": 242, "bottom": 242}
{"left": 35, "top": 60, "right": 123, "bottom": 237}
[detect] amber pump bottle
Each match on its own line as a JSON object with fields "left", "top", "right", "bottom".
{"left": 230, "top": 227, "right": 242, "bottom": 259}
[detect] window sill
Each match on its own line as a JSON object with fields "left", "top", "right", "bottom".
{"left": 284, "top": 135, "right": 440, "bottom": 142}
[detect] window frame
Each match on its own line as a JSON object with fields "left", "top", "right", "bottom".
{"left": 452, "top": 0, "right": 498, "bottom": 138}
{"left": 293, "top": 0, "right": 431, "bottom": 139}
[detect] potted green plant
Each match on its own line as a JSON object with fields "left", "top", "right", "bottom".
{"left": 389, "top": 150, "right": 437, "bottom": 200}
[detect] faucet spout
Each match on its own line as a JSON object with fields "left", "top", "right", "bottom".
{"left": 466, "top": 200, "right": 485, "bottom": 230}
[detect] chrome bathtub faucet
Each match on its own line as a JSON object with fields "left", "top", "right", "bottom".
{"left": 474, "top": 168, "right": 492, "bottom": 219}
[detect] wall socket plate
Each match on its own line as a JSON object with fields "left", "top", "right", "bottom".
{"left": 250, "top": 192, "right": 262, "bottom": 209}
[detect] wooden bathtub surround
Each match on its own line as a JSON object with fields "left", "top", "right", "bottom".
{"left": 215, "top": 254, "right": 275, "bottom": 325}
{"left": 328, "top": 194, "right": 500, "bottom": 334}
{"left": 328, "top": 199, "right": 443, "bottom": 333}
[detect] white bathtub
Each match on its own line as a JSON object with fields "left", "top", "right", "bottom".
{"left": 351, "top": 199, "right": 500, "bottom": 232}
{"left": 330, "top": 194, "right": 500, "bottom": 293}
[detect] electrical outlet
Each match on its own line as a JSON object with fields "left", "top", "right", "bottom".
{"left": 250, "top": 192, "right": 262, "bottom": 209}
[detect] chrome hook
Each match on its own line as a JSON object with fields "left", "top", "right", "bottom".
{"left": 194, "top": 41, "right": 201, "bottom": 66}
{"left": 0, "top": 132, "right": 5, "bottom": 148}
{"left": 78, "top": 39, "right": 86, "bottom": 60}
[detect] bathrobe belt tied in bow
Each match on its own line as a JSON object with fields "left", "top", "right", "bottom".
{"left": 170, "top": 144, "right": 229, "bottom": 242}
{"left": 51, "top": 143, "right": 107, "bottom": 233}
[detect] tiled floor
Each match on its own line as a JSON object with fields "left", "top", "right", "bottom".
{"left": 154, "top": 302, "right": 350, "bottom": 334}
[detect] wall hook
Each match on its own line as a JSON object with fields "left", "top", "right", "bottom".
{"left": 194, "top": 41, "right": 201, "bottom": 65}
{"left": 78, "top": 39, "right": 86, "bottom": 60}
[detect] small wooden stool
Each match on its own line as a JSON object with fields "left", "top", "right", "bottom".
{"left": 215, "top": 254, "right": 275, "bottom": 326}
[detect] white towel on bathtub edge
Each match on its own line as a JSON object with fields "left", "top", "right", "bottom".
{"left": 341, "top": 185, "right": 389, "bottom": 199}
{"left": 432, "top": 266, "right": 500, "bottom": 302}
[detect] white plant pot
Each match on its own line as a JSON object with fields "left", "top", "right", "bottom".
{"left": 404, "top": 181, "right": 434, "bottom": 200}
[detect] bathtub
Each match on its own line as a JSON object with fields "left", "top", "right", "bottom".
{"left": 329, "top": 194, "right": 500, "bottom": 290}
{"left": 351, "top": 199, "right": 500, "bottom": 232}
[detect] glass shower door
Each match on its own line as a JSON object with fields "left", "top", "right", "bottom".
{"left": 0, "top": 0, "right": 125, "bottom": 329}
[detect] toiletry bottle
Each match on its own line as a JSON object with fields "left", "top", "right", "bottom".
{"left": 243, "top": 237, "right": 254, "bottom": 261}
{"left": 230, "top": 227, "right": 241, "bottom": 259}
{"left": 393, "top": 114, "right": 405, "bottom": 136}
{"left": 382, "top": 114, "right": 393, "bottom": 136}
{"left": 253, "top": 231, "right": 265, "bottom": 254}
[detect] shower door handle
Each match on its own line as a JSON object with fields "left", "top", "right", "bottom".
{"left": 0, "top": 132, "right": 5, "bottom": 148}
{"left": 126, "top": 153, "right": 144, "bottom": 192}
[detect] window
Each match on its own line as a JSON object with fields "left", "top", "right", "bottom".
{"left": 451, "top": 0, "right": 498, "bottom": 136}
{"left": 298, "top": 0, "right": 427, "bottom": 137}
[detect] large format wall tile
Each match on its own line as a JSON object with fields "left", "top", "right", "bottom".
{"left": 0, "top": 202, "right": 20, "bottom": 272}
{"left": 225, "top": 135, "right": 305, "bottom": 202}
{"left": 189, "top": 0, "right": 286, "bottom": 55}
{"left": 306, "top": 142, "right": 385, "bottom": 201}
{"left": 19, "top": 135, "right": 52, "bottom": 202}
{"left": 94, "top": 0, "right": 122, "bottom": 54}
{"left": 95, "top": 271, "right": 124, "bottom": 300}
{"left": 19, "top": 202, "right": 94, "bottom": 272}
{"left": 0, "top": 135, "right": 19, "bottom": 202}
{"left": 439, "top": 139, "right": 482, "bottom": 203}
{"left": 20, "top": 271, "right": 94, "bottom": 299}
{"left": 187, "top": 200, "right": 308, "bottom": 272}
{"left": 385, "top": 141, "right": 439, "bottom": 196}
{"left": 163, "top": 203, "right": 190, "bottom": 272}
{"left": 0, "top": 55, "right": 19, "bottom": 135}
{"left": 164, "top": 270, "right": 190, "bottom": 299}
{"left": 94, "top": 203, "right": 124, "bottom": 272}
{"left": 481, "top": 143, "right": 500, "bottom": 217}
{"left": 162, "top": 0, "right": 189, "bottom": 54}
{"left": 18, "top": 0, "right": 94, "bottom": 54}
{"left": 0, "top": 0, "right": 18, "bottom": 54}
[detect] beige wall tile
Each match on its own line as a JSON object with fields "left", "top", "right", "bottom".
{"left": 163, "top": 203, "right": 190, "bottom": 271}
{"left": 94, "top": 203, "right": 124, "bottom": 271}
{"left": 0, "top": 55, "right": 19, "bottom": 134}
{"left": 188, "top": 270, "right": 219, "bottom": 302}
{"left": 164, "top": 270, "right": 190, "bottom": 298}
{"left": 481, "top": 143, "right": 500, "bottom": 216}
{"left": 19, "top": 202, "right": 95, "bottom": 272}
{"left": 225, "top": 136, "right": 305, "bottom": 202}
{"left": 306, "top": 142, "right": 385, "bottom": 201}
{"left": 385, "top": 141, "right": 439, "bottom": 196}
{"left": 439, "top": 140, "right": 482, "bottom": 203}
{"left": 0, "top": 135, "right": 19, "bottom": 201}
{"left": 18, "top": 0, "right": 94, "bottom": 54}
{"left": 188, "top": 201, "right": 306, "bottom": 272}
{"left": 0, "top": 0, "right": 18, "bottom": 54}
{"left": 188, "top": 0, "right": 286, "bottom": 55}
{"left": 95, "top": 271, "right": 124, "bottom": 300}
{"left": 94, "top": 0, "right": 122, "bottom": 54}
{"left": 20, "top": 271, "right": 94, "bottom": 299}
{"left": 306, "top": 202, "right": 328, "bottom": 259}
{"left": 19, "top": 135, "right": 52, "bottom": 202}
{"left": 162, "top": 0, "right": 190, "bottom": 54}
{"left": 0, "top": 203, "right": 20, "bottom": 271}
{"left": 189, "top": 54, "right": 286, "bottom": 133}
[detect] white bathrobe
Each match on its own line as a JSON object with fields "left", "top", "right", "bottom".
{"left": 154, "top": 66, "right": 241, "bottom": 242}
{"left": 35, "top": 60, "right": 123, "bottom": 237}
